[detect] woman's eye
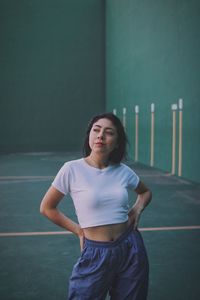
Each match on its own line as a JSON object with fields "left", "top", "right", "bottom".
{"left": 106, "top": 131, "right": 114, "bottom": 135}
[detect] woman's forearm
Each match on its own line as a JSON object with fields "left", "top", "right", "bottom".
{"left": 128, "top": 187, "right": 152, "bottom": 229}
{"left": 41, "top": 207, "right": 82, "bottom": 237}
{"left": 133, "top": 190, "right": 152, "bottom": 212}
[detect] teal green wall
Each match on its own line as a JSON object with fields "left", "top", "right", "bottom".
{"left": 106, "top": 0, "right": 200, "bottom": 183}
{"left": 0, "top": 0, "right": 105, "bottom": 152}
{"left": 1, "top": 0, "right": 199, "bottom": 182}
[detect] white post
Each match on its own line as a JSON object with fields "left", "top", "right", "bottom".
{"left": 113, "top": 108, "right": 117, "bottom": 115}
{"left": 122, "top": 107, "right": 126, "bottom": 130}
{"left": 178, "top": 99, "right": 183, "bottom": 177}
{"left": 171, "top": 104, "right": 178, "bottom": 175}
{"left": 135, "top": 105, "right": 139, "bottom": 162}
{"left": 150, "top": 103, "right": 155, "bottom": 167}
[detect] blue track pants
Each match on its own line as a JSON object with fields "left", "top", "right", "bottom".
{"left": 68, "top": 227, "right": 149, "bottom": 300}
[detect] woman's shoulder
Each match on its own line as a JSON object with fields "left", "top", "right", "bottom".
{"left": 117, "top": 162, "right": 138, "bottom": 176}
{"left": 63, "top": 158, "right": 84, "bottom": 168}
{"left": 118, "top": 162, "right": 132, "bottom": 170}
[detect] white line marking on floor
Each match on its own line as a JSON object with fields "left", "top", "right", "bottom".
{"left": 0, "top": 176, "right": 54, "bottom": 180}
{"left": 0, "top": 226, "right": 200, "bottom": 237}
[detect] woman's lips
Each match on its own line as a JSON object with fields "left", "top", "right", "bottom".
{"left": 95, "top": 142, "right": 105, "bottom": 146}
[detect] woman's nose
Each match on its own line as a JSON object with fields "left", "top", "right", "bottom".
{"left": 97, "top": 131, "right": 104, "bottom": 140}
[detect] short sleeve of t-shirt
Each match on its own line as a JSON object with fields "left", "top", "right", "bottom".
{"left": 125, "top": 165, "right": 140, "bottom": 189}
{"left": 52, "top": 162, "right": 70, "bottom": 195}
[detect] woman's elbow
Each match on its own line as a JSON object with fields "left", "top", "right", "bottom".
{"left": 147, "top": 189, "right": 152, "bottom": 203}
{"left": 40, "top": 205, "right": 45, "bottom": 216}
{"left": 40, "top": 186, "right": 63, "bottom": 216}
{"left": 40, "top": 201, "right": 48, "bottom": 216}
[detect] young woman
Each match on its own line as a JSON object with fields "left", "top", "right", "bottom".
{"left": 40, "top": 112, "right": 152, "bottom": 300}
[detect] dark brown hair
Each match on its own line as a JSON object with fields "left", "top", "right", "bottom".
{"left": 83, "top": 112, "right": 128, "bottom": 163}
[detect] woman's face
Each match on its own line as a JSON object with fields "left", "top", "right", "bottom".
{"left": 88, "top": 118, "right": 118, "bottom": 156}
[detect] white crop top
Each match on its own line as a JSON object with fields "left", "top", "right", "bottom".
{"left": 52, "top": 158, "right": 139, "bottom": 228}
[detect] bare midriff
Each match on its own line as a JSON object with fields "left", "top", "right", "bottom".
{"left": 83, "top": 221, "right": 130, "bottom": 242}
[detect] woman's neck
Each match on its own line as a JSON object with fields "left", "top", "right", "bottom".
{"left": 85, "top": 154, "right": 109, "bottom": 169}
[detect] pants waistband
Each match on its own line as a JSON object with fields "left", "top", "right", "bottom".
{"left": 84, "top": 226, "right": 136, "bottom": 248}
